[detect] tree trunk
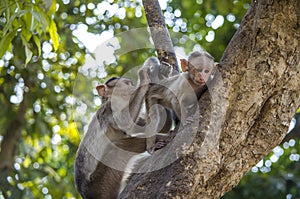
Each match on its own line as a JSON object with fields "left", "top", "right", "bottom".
{"left": 0, "top": 93, "right": 27, "bottom": 171}
{"left": 120, "top": 0, "right": 300, "bottom": 198}
{"left": 142, "top": 0, "right": 179, "bottom": 72}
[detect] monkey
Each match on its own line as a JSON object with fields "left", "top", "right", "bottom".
{"left": 145, "top": 51, "right": 218, "bottom": 153}
{"left": 74, "top": 61, "right": 152, "bottom": 199}
{"left": 74, "top": 57, "right": 175, "bottom": 199}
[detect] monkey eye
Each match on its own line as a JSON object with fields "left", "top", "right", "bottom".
{"left": 125, "top": 80, "right": 134, "bottom": 86}
{"left": 198, "top": 68, "right": 210, "bottom": 73}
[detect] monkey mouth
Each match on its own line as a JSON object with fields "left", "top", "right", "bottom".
{"left": 195, "top": 79, "right": 206, "bottom": 86}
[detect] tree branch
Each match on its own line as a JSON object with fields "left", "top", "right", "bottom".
{"left": 142, "top": 0, "right": 179, "bottom": 72}
{"left": 121, "top": 0, "right": 300, "bottom": 198}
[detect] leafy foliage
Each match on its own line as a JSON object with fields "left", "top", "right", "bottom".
{"left": 0, "top": 0, "right": 299, "bottom": 198}
{"left": 223, "top": 140, "right": 300, "bottom": 199}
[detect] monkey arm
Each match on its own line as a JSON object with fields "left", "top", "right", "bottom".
{"left": 145, "top": 57, "right": 173, "bottom": 83}
{"left": 111, "top": 68, "right": 150, "bottom": 136}
{"left": 129, "top": 68, "right": 150, "bottom": 122}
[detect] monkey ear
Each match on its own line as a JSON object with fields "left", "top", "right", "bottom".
{"left": 96, "top": 85, "right": 106, "bottom": 97}
{"left": 214, "top": 62, "right": 219, "bottom": 69}
{"left": 180, "top": 59, "right": 189, "bottom": 72}
{"left": 213, "top": 62, "right": 219, "bottom": 72}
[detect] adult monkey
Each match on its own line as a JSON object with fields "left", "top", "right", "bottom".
{"left": 74, "top": 57, "right": 172, "bottom": 199}
{"left": 74, "top": 60, "right": 151, "bottom": 199}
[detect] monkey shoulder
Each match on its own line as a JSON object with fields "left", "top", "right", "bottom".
{"left": 163, "top": 74, "right": 186, "bottom": 92}
{"left": 95, "top": 102, "right": 115, "bottom": 124}
{"left": 96, "top": 101, "right": 112, "bottom": 117}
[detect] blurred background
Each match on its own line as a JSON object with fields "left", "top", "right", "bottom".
{"left": 0, "top": 0, "right": 299, "bottom": 198}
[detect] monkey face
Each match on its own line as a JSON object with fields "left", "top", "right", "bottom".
{"left": 198, "top": 66, "right": 213, "bottom": 83}
{"left": 188, "top": 64, "right": 213, "bottom": 86}
{"left": 189, "top": 56, "right": 214, "bottom": 85}
{"left": 97, "top": 77, "right": 136, "bottom": 99}
{"left": 110, "top": 78, "right": 136, "bottom": 98}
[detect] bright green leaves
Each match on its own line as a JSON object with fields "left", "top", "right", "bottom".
{"left": 0, "top": 1, "right": 59, "bottom": 65}
{"left": 48, "top": 0, "right": 57, "bottom": 15}
{"left": 49, "top": 20, "right": 59, "bottom": 52}
{"left": 0, "top": 30, "right": 16, "bottom": 58}
{"left": 24, "top": 45, "right": 33, "bottom": 66}
{"left": 33, "top": 35, "right": 42, "bottom": 57}
{"left": 21, "top": 28, "right": 33, "bottom": 66}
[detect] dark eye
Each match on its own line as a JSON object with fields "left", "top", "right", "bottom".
{"left": 204, "top": 70, "right": 210, "bottom": 73}
{"left": 126, "top": 81, "right": 134, "bottom": 86}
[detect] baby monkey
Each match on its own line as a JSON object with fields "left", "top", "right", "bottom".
{"left": 145, "top": 51, "right": 218, "bottom": 152}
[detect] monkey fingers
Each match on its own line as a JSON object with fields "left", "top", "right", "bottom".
{"left": 154, "top": 140, "right": 166, "bottom": 151}
{"left": 185, "top": 115, "right": 195, "bottom": 126}
{"left": 160, "top": 62, "right": 173, "bottom": 77}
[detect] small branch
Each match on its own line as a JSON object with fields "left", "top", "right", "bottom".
{"left": 142, "top": 0, "right": 179, "bottom": 72}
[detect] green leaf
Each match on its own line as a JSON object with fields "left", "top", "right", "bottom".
{"left": 33, "top": 35, "right": 41, "bottom": 57}
{"left": 0, "top": 31, "right": 16, "bottom": 58}
{"left": 25, "top": 46, "right": 33, "bottom": 66}
{"left": 21, "top": 34, "right": 33, "bottom": 65}
{"left": 3, "top": 10, "right": 28, "bottom": 36}
{"left": 23, "top": 12, "right": 33, "bottom": 31}
{"left": 48, "top": 0, "right": 56, "bottom": 14}
{"left": 21, "top": 28, "right": 32, "bottom": 42}
{"left": 31, "top": 10, "right": 49, "bottom": 33}
{"left": 49, "top": 20, "right": 59, "bottom": 51}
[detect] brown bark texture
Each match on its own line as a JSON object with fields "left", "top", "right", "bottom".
{"left": 120, "top": 0, "right": 300, "bottom": 198}
{"left": 142, "top": 0, "right": 179, "bottom": 72}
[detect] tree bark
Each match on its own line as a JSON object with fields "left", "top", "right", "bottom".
{"left": 142, "top": 0, "right": 179, "bottom": 72}
{"left": 120, "top": 0, "right": 300, "bottom": 198}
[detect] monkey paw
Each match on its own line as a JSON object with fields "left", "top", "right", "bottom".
{"left": 184, "top": 115, "right": 198, "bottom": 126}
{"left": 154, "top": 140, "right": 166, "bottom": 150}
{"left": 160, "top": 62, "right": 172, "bottom": 77}
{"left": 147, "top": 140, "right": 167, "bottom": 154}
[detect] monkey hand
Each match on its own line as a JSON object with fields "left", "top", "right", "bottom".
{"left": 138, "top": 67, "right": 151, "bottom": 85}
{"left": 185, "top": 116, "right": 194, "bottom": 126}
{"left": 160, "top": 62, "right": 173, "bottom": 78}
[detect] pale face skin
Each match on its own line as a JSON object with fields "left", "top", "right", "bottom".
{"left": 188, "top": 56, "right": 215, "bottom": 86}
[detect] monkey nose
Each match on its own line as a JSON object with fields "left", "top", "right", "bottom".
{"left": 195, "top": 77, "right": 205, "bottom": 85}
